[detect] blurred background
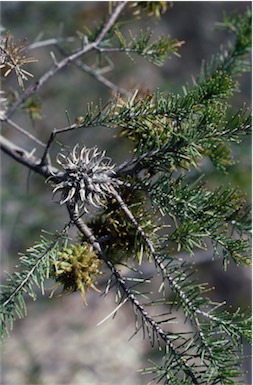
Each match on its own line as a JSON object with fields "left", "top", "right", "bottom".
{"left": 1, "top": 2, "right": 251, "bottom": 384}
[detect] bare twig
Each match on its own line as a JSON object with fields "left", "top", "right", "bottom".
{"left": 57, "top": 45, "right": 132, "bottom": 98}
{"left": 5, "top": 118, "right": 46, "bottom": 147}
{"left": 95, "top": 1, "right": 127, "bottom": 45}
{"left": 96, "top": 47, "right": 135, "bottom": 53}
{"left": 26, "top": 37, "right": 76, "bottom": 50}
{"left": 73, "top": 60, "right": 132, "bottom": 97}
{"left": 39, "top": 122, "right": 77, "bottom": 165}
{"left": 5, "top": 1, "right": 127, "bottom": 120}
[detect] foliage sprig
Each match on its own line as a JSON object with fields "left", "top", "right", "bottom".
{"left": 0, "top": 230, "right": 68, "bottom": 338}
{"left": 150, "top": 176, "right": 251, "bottom": 266}
{"left": 113, "top": 28, "right": 184, "bottom": 65}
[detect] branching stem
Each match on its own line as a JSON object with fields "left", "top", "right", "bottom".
{"left": 0, "top": 134, "right": 63, "bottom": 180}
{"left": 5, "top": 1, "right": 127, "bottom": 120}
{"left": 67, "top": 203, "right": 198, "bottom": 384}
{"left": 111, "top": 186, "right": 237, "bottom": 367}
{"left": 57, "top": 45, "right": 132, "bottom": 98}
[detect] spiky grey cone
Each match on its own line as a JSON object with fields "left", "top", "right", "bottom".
{"left": 52, "top": 144, "right": 121, "bottom": 212}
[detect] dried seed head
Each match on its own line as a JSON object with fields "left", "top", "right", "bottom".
{"left": 52, "top": 144, "right": 121, "bottom": 211}
{"left": 0, "top": 32, "right": 37, "bottom": 89}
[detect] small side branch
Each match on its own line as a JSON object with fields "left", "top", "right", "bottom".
{"left": 26, "top": 37, "right": 76, "bottom": 50}
{"left": 57, "top": 45, "right": 132, "bottom": 98}
{"left": 5, "top": 118, "right": 46, "bottom": 147}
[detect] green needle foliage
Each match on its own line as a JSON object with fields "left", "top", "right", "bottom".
{"left": 0, "top": 4, "right": 251, "bottom": 385}
{"left": 0, "top": 230, "right": 69, "bottom": 338}
{"left": 150, "top": 176, "right": 251, "bottom": 266}
{"left": 113, "top": 28, "right": 184, "bottom": 65}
